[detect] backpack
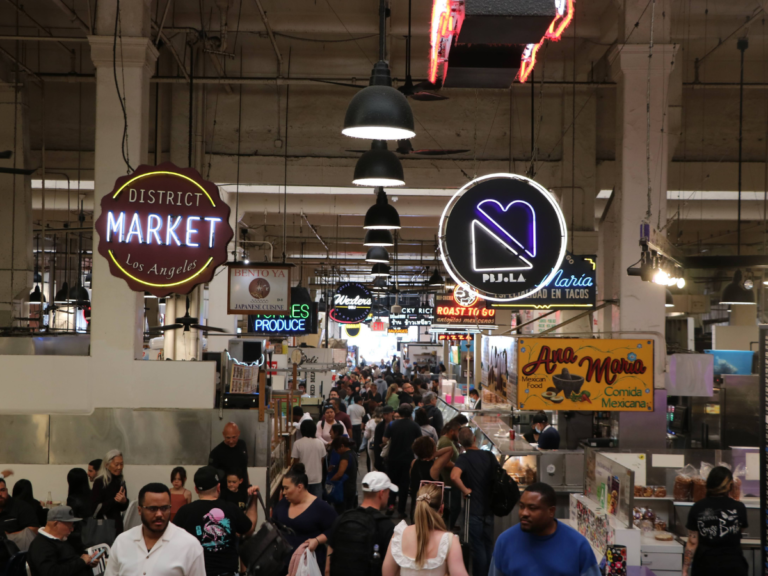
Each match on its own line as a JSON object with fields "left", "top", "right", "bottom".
{"left": 490, "top": 455, "right": 521, "bottom": 517}
{"left": 328, "top": 508, "right": 384, "bottom": 576}
{"left": 239, "top": 493, "right": 294, "bottom": 576}
{"left": 0, "top": 533, "right": 24, "bottom": 576}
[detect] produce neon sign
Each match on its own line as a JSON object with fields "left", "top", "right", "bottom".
{"left": 95, "top": 162, "right": 233, "bottom": 297}
{"left": 519, "top": 0, "right": 575, "bottom": 83}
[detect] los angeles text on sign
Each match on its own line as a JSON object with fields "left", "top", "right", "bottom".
{"left": 516, "top": 338, "right": 654, "bottom": 412}
{"left": 95, "top": 162, "right": 233, "bottom": 297}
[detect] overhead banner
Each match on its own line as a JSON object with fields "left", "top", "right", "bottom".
{"left": 487, "top": 253, "right": 596, "bottom": 310}
{"left": 517, "top": 338, "right": 654, "bottom": 411}
{"left": 434, "top": 291, "right": 496, "bottom": 326}
{"left": 247, "top": 288, "right": 318, "bottom": 335}
{"left": 331, "top": 283, "right": 372, "bottom": 324}
{"left": 227, "top": 263, "right": 292, "bottom": 315}
{"left": 389, "top": 306, "right": 435, "bottom": 330}
{"left": 438, "top": 173, "right": 567, "bottom": 302}
{"left": 95, "top": 162, "right": 234, "bottom": 297}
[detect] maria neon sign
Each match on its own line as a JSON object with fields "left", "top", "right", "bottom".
{"left": 95, "top": 162, "right": 233, "bottom": 297}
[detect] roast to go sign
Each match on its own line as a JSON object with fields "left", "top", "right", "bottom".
{"left": 517, "top": 338, "right": 654, "bottom": 411}
{"left": 227, "top": 263, "right": 292, "bottom": 315}
{"left": 95, "top": 163, "right": 233, "bottom": 297}
{"left": 439, "top": 173, "right": 567, "bottom": 302}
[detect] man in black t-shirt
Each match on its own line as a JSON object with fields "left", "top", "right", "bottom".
{"left": 0, "top": 477, "right": 40, "bottom": 537}
{"left": 173, "top": 467, "right": 259, "bottom": 576}
{"left": 209, "top": 423, "right": 249, "bottom": 487}
{"left": 383, "top": 405, "right": 423, "bottom": 518}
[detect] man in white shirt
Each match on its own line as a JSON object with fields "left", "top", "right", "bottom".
{"left": 291, "top": 420, "right": 329, "bottom": 499}
{"left": 347, "top": 394, "right": 367, "bottom": 452}
{"left": 104, "top": 483, "right": 205, "bottom": 576}
{"left": 292, "top": 405, "right": 314, "bottom": 440}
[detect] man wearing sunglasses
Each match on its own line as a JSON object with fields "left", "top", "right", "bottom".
{"left": 105, "top": 483, "right": 205, "bottom": 576}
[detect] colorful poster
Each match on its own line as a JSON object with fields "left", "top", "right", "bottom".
{"left": 481, "top": 336, "right": 517, "bottom": 403}
{"left": 517, "top": 338, "right": 654, "bottom": 411}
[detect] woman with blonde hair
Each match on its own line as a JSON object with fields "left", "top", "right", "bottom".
{"left": 90, "top": 449, "right": 128, "bottom": 534}
{"left": 383, "top": 483, "right": 468, "bottom": 576}
{"left": 386, "top": 383, "right": 400, "bottom": 410}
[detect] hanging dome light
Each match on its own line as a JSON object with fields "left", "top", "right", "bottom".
{"left": 363, "top": 188, "right": 401, "bottom": 230}
{"left": 364, "top": 229, "right": 394, "bottom": 247}
{"left": 353, "top": 141, "right": 405, "bottom": 187}
{"left": 720, "top": 269, "right": 756, "bottom": 305}
{"left": 54, "top": 281, "right": 70, "bottom": 303}
{"left": 371, "top": 277, "right": 388, "bottom": 291}
{"left": 69, "top": 283, "right": 90, "bottom": 303}
{"left": 366, "top": 247, "right": 390, "bottom": 263}
{"left": 665, "top": 289, "right": 674, "bottom": 308}
{"left": 371, "top": 263, "right": 391, "bottom": 277}
{"left": 343, "top": 63, "right": 415, "bottom": 140}
{"left": 30, "top": 285, "right": 46, "bottom": 303}
{"left": 428, "top": 267, "right": 444, "bottom": 287}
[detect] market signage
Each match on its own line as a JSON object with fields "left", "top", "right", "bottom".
{"left": 95, "top": 162, "right": 233, "bottom": 297}
{"left": 487, "top": 254, "right": 596, "bottom": 309}
{"left": 247, "top": 288, "right": 318, "bottom": 335}
{"left": 438, "top": 173, "right": 567, "bottom": 302}
{"left": 517, "top": 338, "right": 654, "bottom": 411}
{"left": 227, "top": 263, "right": 292, "bottom": 315}
{"left": 389, "top": 307, "right": 435, "bottom": 329}
{"left": 330, "top": 282, "right": 372, "bottom": 324}
{"left": 434, "top": 297, "right": 496, "bottom": 326}
{"left": 438, "top": 333, "right": 473, "bottom": 342}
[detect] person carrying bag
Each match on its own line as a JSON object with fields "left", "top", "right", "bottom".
{"left": 239, "top": 491, "right": 294, "bottom": 576}
{"left": 81, "top": 504, "right": 117, "bottom": 549}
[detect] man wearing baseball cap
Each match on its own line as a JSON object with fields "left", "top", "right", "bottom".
{"left": 27, "top": 506, "right": 98, "bottom": 576}
{"left": 325, "top": 472, "right": 398, "bottom": 576}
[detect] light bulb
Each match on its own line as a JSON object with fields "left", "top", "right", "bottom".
{"left": 667, "top": 276, "right": 678, "bottom": 287}
{"left": 744, "top": 278, "right": 754, "bottom": 290}
{"left": 676, "top": 277, "right": 686, "bottom": 289}
{"left": 653, "top": 270, "right": 669, "bottom": 285}
{"left": 243, "top": 259, "right": 250, "bottom": 265}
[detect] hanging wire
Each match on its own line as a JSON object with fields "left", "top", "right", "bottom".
{"left": 113, "top": 0, "right": 133, "bottom": 173}
{"left": 643, "top": 0, "right": 657, "bottom": 224}
{"left": 234, "top": 46, "right": 243, "bottom": 262}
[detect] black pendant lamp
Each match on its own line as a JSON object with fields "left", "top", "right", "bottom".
{"left": 366, "top": 247, "right": 390, "bottom": 263}
{"left": 69, "top": 283, "right": 89, "bottom": 303}
{"left": 364, "top": 228, "right": 394, "bottom": 247}
{"left": 30, "top": 284, "right": 46, "bottom": 304}
{"left": 353, "top": 141, "right": 405, "bottom": 187}
{"left": 428, "top": 266, "right": 444, "bottom": 286}
{"left": 665, "top": 289, "right": 674, "bottom": 308}
{"left": 720, "top": 270, "right": 755, "bottom": 305}
{"left": 363, "top": 188, "right": 401, "bottom": 230}
{"left": 54, "top": 281, "right": 70, "bottom": 303}
{"left": 371, "top": 263, "right": 391, "bottom": 277}
{"left": 342, "top": 0, "right": 415, "bottom": 140}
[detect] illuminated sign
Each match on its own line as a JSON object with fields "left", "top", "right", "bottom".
{"left": 345, "top": 324, "right": 362, "bottom": 337}
{"left": 439, "top": 173, "right": 567, "bottom": 302}
{"left": 331, "top": 283, "right": 372, "bottom": 324}
{"left": 519, "top": 0, "right": 575, "bottom": 83}
{"left": 95, "top": 162, "right": 233, "bottom": 297}
{"left": 227, "top": 263, "right": 292, "bottom": 315}
{"left": 371, "top": 321, "right": 386, "bottom": 332}
{"left": 438, "top": 333, "right": 473, "bottom": 342}
{"left": 486, "top": 254, "right": 596, "bottom": 309}
{"left": 388, "top": 328, "right": 409, "bottom": 334}
{"left": 453, "top": 285, "right": 477, "bottom": 307}
{"left": 429, "top": 0, "right": 464, "bottom": 83}
{"left": 247, "top": 289, "right": 319, "bottom": 335}
{"left": 434, "top": 296, "right": 496, "bottom": 326}
{"left": 389, "top": 307, "right": 435, "bottom": 329}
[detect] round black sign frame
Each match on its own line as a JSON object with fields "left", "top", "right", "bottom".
{"left": 330, "top": 282, "right": 373, "bottom": 324}
{"left": 438, "top": 173, "right": 567, "bottom": 302}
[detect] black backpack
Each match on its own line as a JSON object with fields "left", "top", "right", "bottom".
{"left": 0, "top": 533, "right": 23, "bottom": 576}
{"left": 239, "top": 493, "right": 294, "bottom": 576}
{"left": 490, "top": 455, "right": 520, "bottom": 517}
{"left": 329, "top": 508, "right": 383, "bottom": 576}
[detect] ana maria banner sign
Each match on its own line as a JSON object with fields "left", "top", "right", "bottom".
{"left": 227, "top": 263, "right": 292, "bottom": 315}
{"left": 517, "top": 338, "right": 654, "bottom": 412}
{"left": 438, "top": 173, "right": 567, "bottom": 302}
{"left": 330, "top": 283, "right": 372, "bottom": 324}
{"left": 487, "top": 253, "right": 596, "bottom": 310}
{"left": 95, "top": 162, "right": 233, "bottom": 297}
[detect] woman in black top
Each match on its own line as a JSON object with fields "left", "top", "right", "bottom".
{"left": 11, "top": 479, "right": 47, "bottom": 526}
{"left": 683, "top": 466, "right": 748, "bottom": 576}
{"left": 91, "top": 449, "right": 129, "bottom": 534}
{"left": 408, "top": 436, "right": 454, "bottom": 519}
{"left": 329, "top": 437, "right": 357, "bottom": 513}
{"left": 67, "top": 468, "right": 93, "bottom": 519}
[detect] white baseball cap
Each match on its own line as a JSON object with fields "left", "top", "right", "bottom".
{"left": 361, "top": 471, "right": 398, "bottom": 493}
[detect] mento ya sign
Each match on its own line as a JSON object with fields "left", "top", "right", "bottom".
{"left": 439, "top": 173, "right": 567, "bottom": 302}
{"left": 517, "top": 338, "right": 654, "bottom": 412}
{"left": 434, "top": 295, "right": 496, "bottom": 326}
{"left": 95, "top": 162, "right": 233, "bottom": 297}
{"left": 228, "top": 264, "right": 292, "bottom": 315}
{"left": 487, "top": 254, "right": 596, "bottom": 310}
{"left": 330, "top": 283, "right": 372, "bottom": 324}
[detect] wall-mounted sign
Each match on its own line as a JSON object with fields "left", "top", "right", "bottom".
{"left": 517, "top": 338, "right": 654, "bottom": 411}
{"left": 227, "top": 263, "right": 292, "bottom": 314}
{"left": 247, "top": 288, "right": 318, "bottom": 335}
{"left": 345, "top": 324, "right": 362, "bottom": 337}
{"left": 439, "top": 173, "right": 567, "bottom": 302}
{"left": 95, "top": 162, "right": 234, "bottom": 297}
{"left": 330, "top": 282, "right": 372, "bottom": 324}
{"left": 487, "top": 253, "right": 596, "bottom": 309}
{"left": 371, "top": 321, "right": 386, "bottom": 332}
{"left": 389, "top": 307, "right": 435, "bottom": 329}
{"left": 438, "top": 333, "right": 473, "bottom": 342}
{"left": 434, "top": 297, "right": 496, "bottom": 326}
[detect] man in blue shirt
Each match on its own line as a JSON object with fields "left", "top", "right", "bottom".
{"left": 532, "top": 412, "right": 560, "bottom": 450}
{"left": 489, "top": 483, "right": 599, "bottom": 576}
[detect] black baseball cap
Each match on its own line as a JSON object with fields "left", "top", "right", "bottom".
{"left": 194, "top": 466, "right": 221, "bottom": 491}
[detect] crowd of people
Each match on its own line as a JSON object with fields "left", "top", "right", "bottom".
{"left": 0, "top": 363, "right": 749, "bottom": 576}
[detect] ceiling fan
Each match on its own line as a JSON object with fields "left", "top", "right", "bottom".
{"left": 398, "top": 0, "right": 449, "bottom": 103}
{"left": 147, "top": 295, "right": 227, "bottom": 336}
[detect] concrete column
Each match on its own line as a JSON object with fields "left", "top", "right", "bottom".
{"left": 88, "top": 1, "right": 158, "bottom": 364}
{"left": 0, "top": 83, "right": 33, "bottom": 327}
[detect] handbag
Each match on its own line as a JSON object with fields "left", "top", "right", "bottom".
{"left": 81, "top": 504, "right": 117, "bottom": 549}
{"left": 239, "top": 492, "right": 294, "bottom": 576}
{"left": 324, "top": 475, "right": 347, "bottom": 504}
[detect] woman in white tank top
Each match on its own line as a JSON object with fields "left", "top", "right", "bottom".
{"left": 383, "top": 483, "right": 469, "bottom": 576}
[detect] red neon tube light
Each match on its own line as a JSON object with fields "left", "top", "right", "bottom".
{"left": 429, "top": 0, "right": 464, "bottom": 85}
{"left": 519, "top": 0, "right": 575, "bottom": 83}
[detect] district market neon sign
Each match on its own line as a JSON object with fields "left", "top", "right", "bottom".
{"left": 95, "top": 162, "right": 233, "bottom": 297}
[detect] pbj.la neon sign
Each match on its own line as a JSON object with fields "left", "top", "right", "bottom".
{"left": 95, "top": 162, "right": 233, "bottom": 297}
